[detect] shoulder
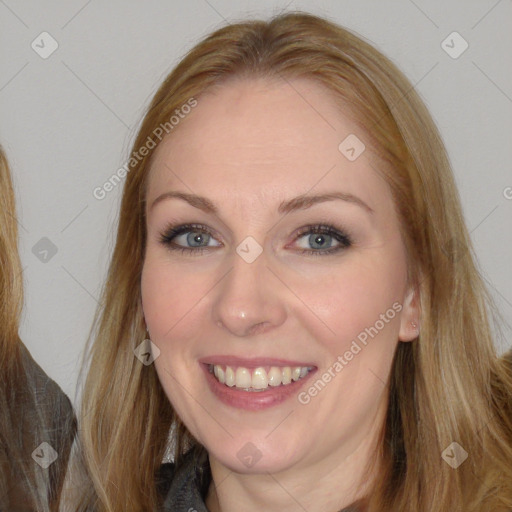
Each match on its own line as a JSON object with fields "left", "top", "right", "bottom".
{"left": 19, "top": 341, "right": 74, "bottom": 411}
{"left": 0, "top": 341, "right": 77, "bottom": 509}
{"left": 156, "top": 446, "right": 211, "bottom": 510}
{"left": 18, "top": 341, "right": 77, "bottom": 459}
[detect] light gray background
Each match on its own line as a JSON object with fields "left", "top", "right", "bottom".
{"left": 1, "top": 0, "right": 511, "bottom": 403}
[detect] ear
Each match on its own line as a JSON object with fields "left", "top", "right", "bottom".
{"left": 398, "top": 285, "right": 420, "bottom": 342}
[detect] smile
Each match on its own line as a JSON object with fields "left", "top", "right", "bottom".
{"left": 200, "top": 356, "right": 317, "bottom": 410}
{"left": 208, "top": 364, "right": 314, "bottom": 391}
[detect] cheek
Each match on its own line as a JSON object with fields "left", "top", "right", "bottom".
{"left": 141, "top": 257, "right": 211, "bottom": 341}
{"left": 291, "top": 252, "right": 407, "bottom": 355}
{"left": 141, "top": 259, "right": 206, "bottom": 421}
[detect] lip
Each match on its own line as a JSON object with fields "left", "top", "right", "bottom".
{"left": 198, "top": 355, "right": 316, "bottom": 368}
{"left": 199, "top": 356, "right": 317, "bottom": 411}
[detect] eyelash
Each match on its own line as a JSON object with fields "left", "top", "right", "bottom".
{"left": 158, "top": 222, "right": 353, "bottom": 257}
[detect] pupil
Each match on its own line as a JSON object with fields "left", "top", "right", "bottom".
{"left": 314, "top": 235, "right": 325, "bottom": 247}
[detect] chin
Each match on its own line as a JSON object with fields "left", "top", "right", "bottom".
{"left": 205, "top": 434, "right": 304, "bottom": 475}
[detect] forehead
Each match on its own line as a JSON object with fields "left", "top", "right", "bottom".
{"left": 147, "top": 77, "right": 386, "bottom": 210}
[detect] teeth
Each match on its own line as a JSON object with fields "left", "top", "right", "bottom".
{"left": 235, "top": 367, "right": 251, "bottom": 388}
{"left": 210, "top": 364, "right": 313, "bottom": 390}
{"left": 252, "top": 367, "right": 267, "bottom": 389}
{"left": 267, "top": 367, "right": 282, "bottom": 387}
{"left": 282, "top": 367, "right": 292, "bottom": 385}
{"left": 225, "top": 366, "right": 235, "bottom": 387}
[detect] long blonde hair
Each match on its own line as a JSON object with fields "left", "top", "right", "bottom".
{"left": 0, "top": 146, "right": 76, "bottom": 511}
{"left": 74, "top": 12, "right": 512, "bottom": 511}
{"left": 0, "top": 145, "right": 23, "bottom": 364}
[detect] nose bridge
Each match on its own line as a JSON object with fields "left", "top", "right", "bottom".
{"left": 211, "top": 244, "right": 286, "bottom": 337}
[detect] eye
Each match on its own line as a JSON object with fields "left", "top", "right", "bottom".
{"left": 158, "top": 222, "right": 353, "bottom": 256}
{"left": 292, "top": 224, "right": 352, "bottom": 256}
{"left": 158, "top": 223, "right": 221, "bottom": 255}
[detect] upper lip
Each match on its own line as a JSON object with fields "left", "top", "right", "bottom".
{"left": 198, "top": 355, "right": 316, "bottom": 368}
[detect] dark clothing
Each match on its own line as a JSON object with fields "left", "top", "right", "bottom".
{"left": 157, "top": 446, "right": 362, "bottom": 511}
{"left": 0, "top": 341, "right": 76, "bottom": 512}
{"left": 158, "top": 446, "right": 211, "bottom": 512}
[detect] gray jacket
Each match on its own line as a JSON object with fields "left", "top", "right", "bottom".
{"left": 0, "top": 342, "right": 76, "bottom": 512}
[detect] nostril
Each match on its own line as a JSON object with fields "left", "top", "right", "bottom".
{"left": 248, "top": 322, "right": 270, "bottom": 336}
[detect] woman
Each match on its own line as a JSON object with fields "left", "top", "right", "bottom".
{"left": 0, "top": 145, "right": 76, "bottom": 511}
{"left": 72, "top": 11, "right": 512, "bottom": 512}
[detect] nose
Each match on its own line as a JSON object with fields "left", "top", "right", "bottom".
{"left": 211, "top": 248, "right": 287, "bottom": 338}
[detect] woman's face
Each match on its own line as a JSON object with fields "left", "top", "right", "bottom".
{"left": 141, "top": 77, "right": 418, "bottom": 475}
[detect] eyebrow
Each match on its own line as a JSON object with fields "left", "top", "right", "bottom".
{"left": 149, "top": 190, "right": 374, "bottom": 215}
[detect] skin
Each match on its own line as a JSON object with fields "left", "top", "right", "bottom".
{"left": 141, "top": 77, "right": 419, "bottom": 512}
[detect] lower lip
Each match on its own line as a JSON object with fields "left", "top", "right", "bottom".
{"left": 201, "top": 364, "right": 316, "bottom": 411}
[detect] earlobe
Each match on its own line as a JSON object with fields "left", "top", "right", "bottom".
{"left": 399, "top": 320, "right": 420, "bottom": 342}
{"left": 398, "top": 287, "right": 420, "bottom": 342}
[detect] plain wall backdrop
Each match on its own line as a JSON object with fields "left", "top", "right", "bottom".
{"left": 1, "top": 0, "right": 511, "bottom": 403}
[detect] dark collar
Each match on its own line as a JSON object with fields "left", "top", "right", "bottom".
{"left": 158, "top": 446, "right": 211, "bottom": 511}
